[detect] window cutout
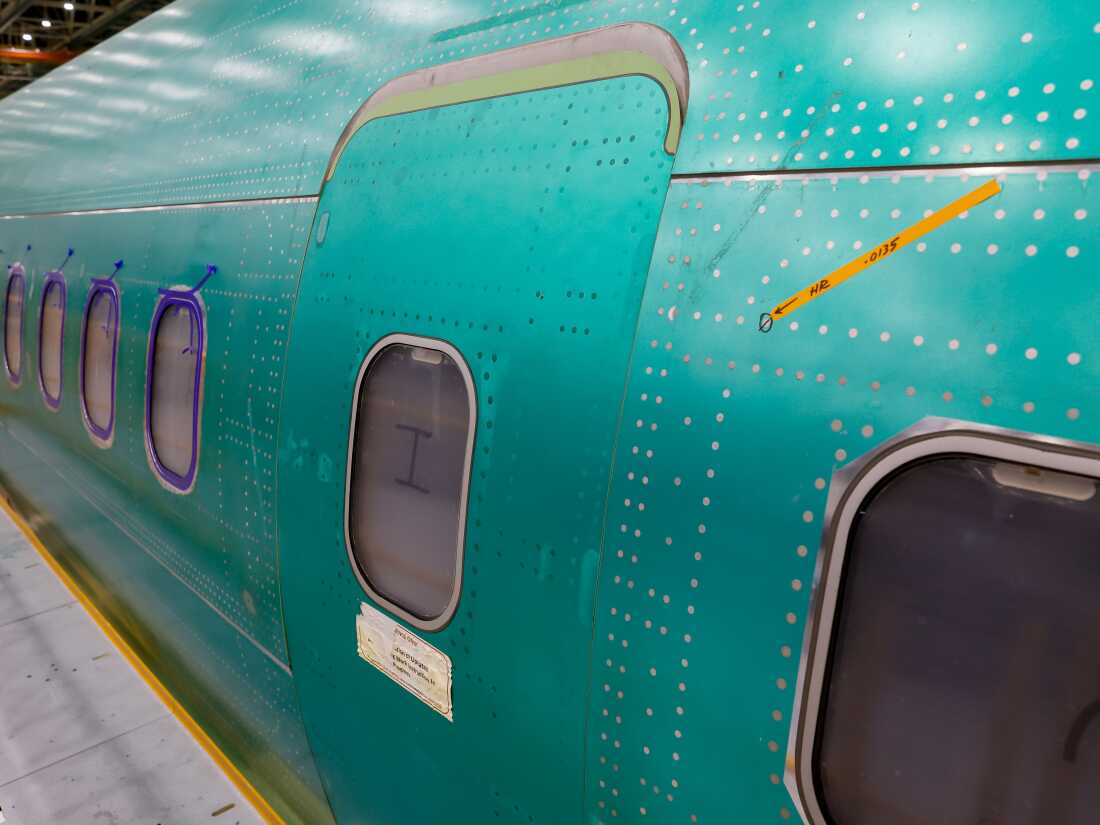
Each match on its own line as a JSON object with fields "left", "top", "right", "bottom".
{"left": 4, "top": 264, "right": 25, "bottom": 386}
{"left": 80, "top": 279, "right": 120, "bottom": 445}
{"left": 346, "top": 335, "right": 475, "bottom": 630}
{"left": 145, "top": 290, "right": 204, "bottom": 493}
{"left": 799, "top": 427, "right": 1100, "bottom": 825}
{"left": 38, "top": 270, "right": 66, "bottom": 410}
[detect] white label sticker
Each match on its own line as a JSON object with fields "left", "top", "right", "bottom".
{"left": 355, "top": 602, "right": 453, "bottom": 721}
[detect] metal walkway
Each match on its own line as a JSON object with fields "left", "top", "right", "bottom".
{"left": 0, "top": 510, "right": 264, "bottom": 825}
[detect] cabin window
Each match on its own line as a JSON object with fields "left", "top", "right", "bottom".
{"left": 810, "top": 448, "right": 1100, "bottom": 825}
{"left": 38, "top": 272, "right": 66, "bottom": 409}
{"left": 81, "top": 280, "right": 119, "bottom": 443}
{"left": 4, "top": 265, "right": 25, "bottom": 385}
{"left": 145, "top": 291, "right": 204, "bottom": 493}
{"left": 346, "top": 335, "right": 475, "bottom": 630}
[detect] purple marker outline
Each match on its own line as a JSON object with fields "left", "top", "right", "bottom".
{"left": 144, "top": 288, "right": 204, "bottom": 493}
{"left": 37, "top": 269, "right": 67, "bottom": 411}
{"left": 3, "top": 264, "right": 26, "bottom": 386}
{"left": 79, "top": 278, "right": 120, "bottom": 445}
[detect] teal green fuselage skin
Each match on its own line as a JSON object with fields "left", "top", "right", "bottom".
{"left": 0, "top": 1, "right": 1096, "bottom": 823}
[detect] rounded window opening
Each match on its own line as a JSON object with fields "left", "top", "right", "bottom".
{"left": 345, "top": 335, "right": 476, "bottom": 631}
{"left": 80, "top": 279, "right": 120, "bottom": 446}
{"left": 38, "top": 271, "right": 66, "bottom": 410}
{"left": 793, "top": 422, "right": 1100, "bottom": 825}
{"left": 144, "top": 290, "right": 204, "bottom": 493}
{"left": 4, "top": 264, "right": 26, "bottom": 386}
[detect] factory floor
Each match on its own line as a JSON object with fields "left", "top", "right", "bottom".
{"left": 0, "top": 510, "right": 263, "bottom": 825}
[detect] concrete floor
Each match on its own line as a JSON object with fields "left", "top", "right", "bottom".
{"left": 0, "top": 511, "right": 263, "bottom": 825}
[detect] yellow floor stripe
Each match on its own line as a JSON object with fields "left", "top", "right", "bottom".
{"left": 0, "top": 494, "right": 285, "bottom": 825}
{"left": 759, "top": 178, "right": 1003, "bottom": 331}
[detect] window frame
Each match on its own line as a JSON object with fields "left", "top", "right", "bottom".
{"left": 343, "top": 333, "right": 477, "bottom": 632}
{"left": 143, "top": 288, "right": 205, "bottom": 494}
{"left": 786, "top": 416, "right": 1100, "bottom": 825}
{"left": 37, "top": 269, "right": 67, "bottom": 411}
{"left": 4, "top": 263, "right": 26, "bottom": 387}
{"left": 79, "top": 278, "right": 120, "bottom": 447}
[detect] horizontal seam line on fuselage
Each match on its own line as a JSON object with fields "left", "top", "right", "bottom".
{"left": 671, "top": 156, "right": 1100, "bottom": 182}
{"left": 3, "top": 427, "right": 293, "bottom": 678}
{"left": 3, "top": 156, "right": 1096, "bottom": 216}
{"left": 0, "top": 193, "right": 321, "bottom": 220}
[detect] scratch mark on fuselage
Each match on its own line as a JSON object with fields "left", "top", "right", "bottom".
{"left": 690, "top": 90, "right": 843, "bottom": 303}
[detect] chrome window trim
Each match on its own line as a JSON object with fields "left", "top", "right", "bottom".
{"left": 343, "top": 333, "right": 477, "bottom": 633}
{"left": 786, "top": 415, "right": 1100, "bottom": 825}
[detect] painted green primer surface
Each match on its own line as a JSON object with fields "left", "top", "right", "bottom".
{"left": 277, "top": 76, "right": 672, "bottom": 824}
{"left": 0, "top": 0, "right": 1096, "bottom": 211}
{"left": 584, "top": 167, "right": 1097, "bottom": 822}
{"left": 0, "top": 3, "right": 1094, "bottom": 824}
{"left": 0, "top": 205, "right": 306, "bottom": 659}
{"left": 0, "top": 202, "right": 334, "bottom": 825}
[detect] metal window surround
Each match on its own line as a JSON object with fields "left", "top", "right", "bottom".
{"left": 343, "top": 334, "right": 477, "bottom": 633}
{"left": 37, "top": 268, "right": 66, "bottom": 411}
{"left": 4, "top": 262, "right": 25, "bottom": 386}
{"left": 79, "top": 277, "right": 120, "bottom": 447}
{"left": 785, "top": 415, "right": 1100, "bottom": 825}
{"left": 143, "top": 287, "right": 205, "bottom": 495}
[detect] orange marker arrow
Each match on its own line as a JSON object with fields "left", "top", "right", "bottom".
{"left": 759, "top": 178, "right": 1002, "bottom": 332}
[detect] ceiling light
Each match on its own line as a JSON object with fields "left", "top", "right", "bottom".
{"left": 21, "top": 32, "right": 31, "bottom": 41}
{"left": 41, "top": 19, "right": 51, "bottom": 27}
{"left": 63, "top": 2, "right": 74, "bottom": 8}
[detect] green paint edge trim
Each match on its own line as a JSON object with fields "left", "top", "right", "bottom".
{"left": 324, "top": 51, "right": 683, "bottom": 183}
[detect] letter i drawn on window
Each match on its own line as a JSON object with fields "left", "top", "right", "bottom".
{"left": 395, "top": 423, "right": 431, "bottom": 494}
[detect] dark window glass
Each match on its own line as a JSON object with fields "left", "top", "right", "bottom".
{"left": 818, "top": 455, "right": 1100, "bottom": 825}
{"left": 146, "top": 296, "right": 202, "bottom": 490}
{"left": 39, "top": 276, "right": 65, "bottom": 408}
{"left": 81, "top": 283, "right": 119, "bottom": 439}
{"left": 347, "top": 342, "right": 472, "bottom": 623}
{"left": 4, "top": 269, "right": 24, "bottom": 382}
